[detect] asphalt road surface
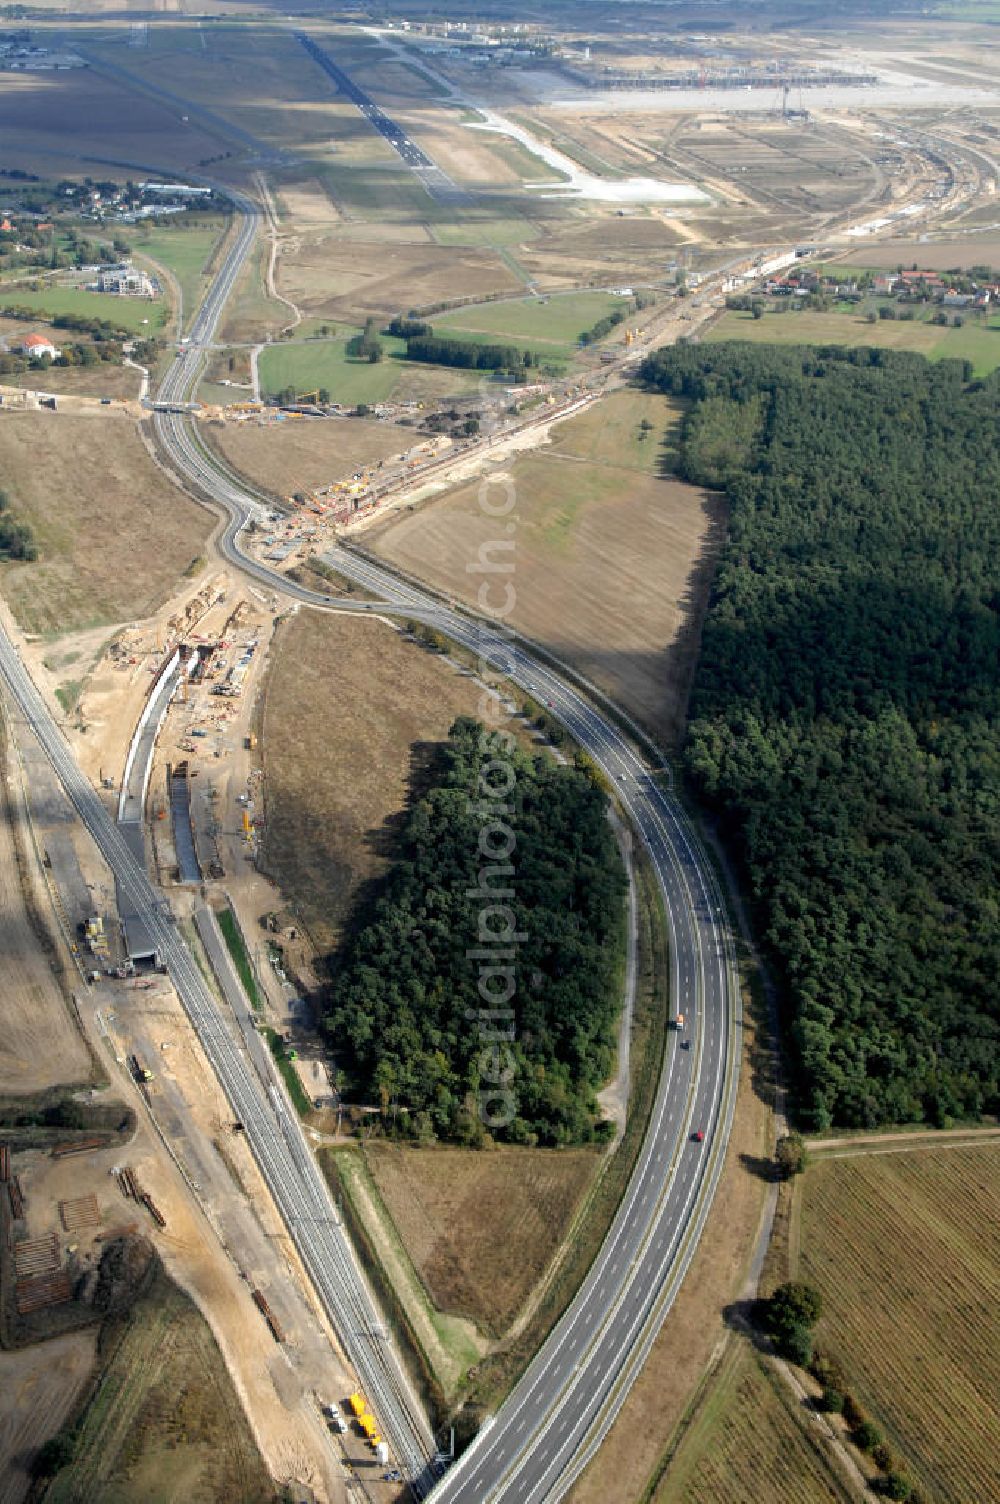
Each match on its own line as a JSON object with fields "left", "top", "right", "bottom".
{"left": 150, "top": 192, "right": 742, "bottom": 1498}
{"left": 296, "top": 31, "right": 474, "bottom": 206}
{"left": 0, "top": 626, "right": 439, "bottom": 1487}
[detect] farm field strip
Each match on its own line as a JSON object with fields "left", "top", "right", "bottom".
{"left": 797, "top": 1145, "right": 1000, "bottom": 1504}
{"left": 707, "top": 307, "right": 1000, "bottom": 375}
{"left": 653, "top": 1346, "right": 854, "bottom": 1504}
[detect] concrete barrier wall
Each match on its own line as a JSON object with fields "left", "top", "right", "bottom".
{"left": 117, "top": 648, "right": 181, "bottom": 823}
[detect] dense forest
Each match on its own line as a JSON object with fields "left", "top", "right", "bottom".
{"left": 641, "top": 341, "right": 1000, "bottom": 1130}
{"left": 405, "top": 333, "right": 535, "bottom": 372}
{"left": 324, "top": 718, "right": 627, "bottom": 1146}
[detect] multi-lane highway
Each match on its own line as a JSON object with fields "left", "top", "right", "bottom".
{"left": 148, "top": 191, "right": 742, "bottom": 1503}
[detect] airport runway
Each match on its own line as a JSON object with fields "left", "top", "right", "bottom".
{"left": 296, "top": 31, "right": 474, "bottom": 207}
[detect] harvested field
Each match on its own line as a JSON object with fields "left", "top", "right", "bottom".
{"left": 277, "top": 236, "right": 521, "bottom": 322}
{"left": 0, "top": 413, "right": 212, "bottom": 637}
{"left": 652, "top": 1347, "right": 851, "bottom": 1504}
{"left": 829, "top": 236, "right": 1000, "bottom": 271}
{"left": 259, "top": 609, "right": 525, "bottom": 956}
{"left": 42, "top": 1262, "right": 273, "bottom": 1504}
{"left": 363, "top": 1143, "right": 600, "bottom": 1338}
{"left": 2, "top": 363, "right": 139, "bottom": 400}
{"left": 707, "top": 306, "right": 1000, "bottom": 376}
{"left": 370, "top": 389, "right": 725, "bottom": 744}
{"left": 0, "top": 1329, "right": 97, "bottom": 1504}
{"left": 0, "top": 712, "right": 91, "bottom": 1095}
{"left": 207, "top": 415, "right": 407, "bottom": 498}
{"left": 797, "top": 1143, "right": 1000, "bottom": 1504}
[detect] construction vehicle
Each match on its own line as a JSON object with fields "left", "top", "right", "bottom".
{"left": 130, "top": 1053, "right": 154, "bottom": 1083}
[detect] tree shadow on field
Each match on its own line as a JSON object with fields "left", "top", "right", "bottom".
{"left": 739, "top": 1151, "right": 781, "bottom": 1182}
{"left": 363, "top": 737, "right": 443, "bottom": 866}
{"left": 722, "top": 1296, "right": 771, "bottom": 1347}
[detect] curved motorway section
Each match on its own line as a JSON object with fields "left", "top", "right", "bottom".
{"left": 151, "top": 197, "right": 742, "bottom": 1502}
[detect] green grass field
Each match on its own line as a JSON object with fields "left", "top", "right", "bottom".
{"left": 263, "top": 1028, "right": 313, "bottom": 1117}
{"left": 430, "top": 217, "right": 537, "bottom": 249}
{"left": 258, "top": 331, "right": 489, "bottom": 404}
{"left": 0, "top": 285, "right": 166, "bottom": 334}
{"left": 259, "top": 332, "right": 407, "bottom": 403}
{"left": 216, "top": 906, "right": 263, "bottom": 1012}
{"left": 128, "top": 222, "right": 227, "bottom": 327}
{"left": 436, "top": 290, "right": 629, "bottom": 349}
{"left": 708, "top": 307, "right": 1000, "bottom": 375}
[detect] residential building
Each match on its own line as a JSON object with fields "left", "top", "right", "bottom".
{"left": 16, "top": 332, "right": 60, "bottom": 359}
{"left": 96, "top": 261, "right": 155, "bottom": 297}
